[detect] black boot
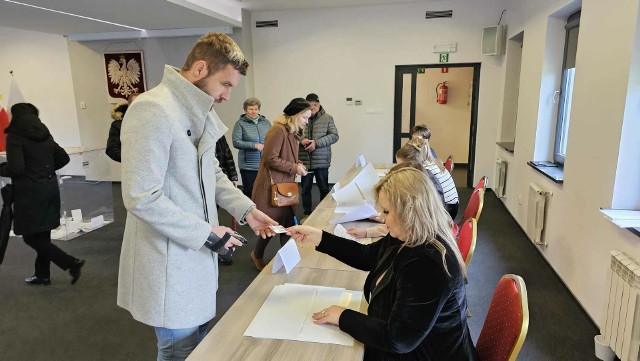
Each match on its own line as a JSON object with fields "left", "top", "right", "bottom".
{"left": 69, "top": 259, "right": 85, "bottom": 285}
{"left": 25, "top": 276, "right": 51, "bottom": 286}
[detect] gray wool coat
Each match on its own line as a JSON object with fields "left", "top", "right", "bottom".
{"left": 117, "top": 65, "right": 255, "bottom": 329}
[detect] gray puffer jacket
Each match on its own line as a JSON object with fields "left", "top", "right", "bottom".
{"left": 232, "top": 114, "right": 271, "bottom": 171}
{"left": 298, "top": 107, "right": 339, "bottom": 170}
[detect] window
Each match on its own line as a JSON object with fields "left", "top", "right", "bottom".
{"left": 554, "top": 10, "right": 580, "bottom": 164}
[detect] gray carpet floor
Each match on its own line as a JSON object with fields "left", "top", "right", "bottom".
{"left": 0, "top": 181, "right": 599, "bottom": 360}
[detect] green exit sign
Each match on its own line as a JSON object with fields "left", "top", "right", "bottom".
{"left": 417, "top": 68, "right": 425, "bottom": 74}
{"left": 439, "top": 53, "right": 449, "bottom": 63}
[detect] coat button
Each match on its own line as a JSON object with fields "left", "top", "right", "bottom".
{"left": 187, "top": 130, "right": 192, "bottom": 136}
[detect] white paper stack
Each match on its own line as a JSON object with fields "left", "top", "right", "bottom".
{"left": 244, "top": 284, "right": 363, "bottom": 346}
{"left": 332, "top": 163, "right": 379, "bottom": 223}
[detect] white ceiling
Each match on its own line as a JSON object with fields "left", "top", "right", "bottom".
{"left": 0, "top": 0, "right": 429, "bottom": 37}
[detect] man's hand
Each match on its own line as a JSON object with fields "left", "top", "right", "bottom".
{"left": 301, "top": 138, "right": 312, "bottom": 146}
{"left": 304, "top": 139, "right": 317, "bottom": 151}
{"left": 245, "top": 208, "right": 278, "bottom": 239}
{"left": 232, "top": 180, "right": 238, "bottom": 187}
{"left": 254, "top": 143, "right": 264, "bottom": 151}
{"left": 211, "top": 226, "right": 244, "bottom": 250}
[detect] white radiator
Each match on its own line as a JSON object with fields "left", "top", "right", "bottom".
{"left": 495, "top": 159, "right": 508, "bottom": 198}
{"left": 601, "top": 250, "right": 640, "bottom": 361}
{"left": 526, "top": 183, "right": 550, "bottom": 245}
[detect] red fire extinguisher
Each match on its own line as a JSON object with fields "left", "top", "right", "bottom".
{"left": 436, "top": 81, "right": 448, "bottom": 104}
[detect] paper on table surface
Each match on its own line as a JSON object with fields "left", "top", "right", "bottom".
{"left": 335, "top": 201, "right": 366, "bottom": 214}
{"left": 333, "top": 224, "right": 372, "bottom": 244}
{"left": 244, "top": 283, "right": 363, "bottom": 346}
{"left": 272, "top": 239, "right": 301, "bottom": 274}
{"left": 332, "top": 163, "right": 378, "bottom": 204}
{"left": 355, "top": 154, "right": 366, "bottom": 167}
{"left": 71, "top": 209, "right": 83, "bottom": 222}
{"left": 331, "top": 203, "right": 378, "bottom": 225}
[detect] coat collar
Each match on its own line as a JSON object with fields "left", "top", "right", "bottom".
{"left": 161, "top": 65, "right": 229, "bottom": 153}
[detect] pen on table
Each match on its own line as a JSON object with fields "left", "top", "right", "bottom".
{"left": 293, "top": 216, "right": 299, "bottom": 225}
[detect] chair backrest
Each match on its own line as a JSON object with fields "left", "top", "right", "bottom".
{"left": 462, "top": 188, "right": 485, "bottom": 224}
{"left": 476, "top": 274, "right": 529, "bottom": 361}
{"left": 456, "top": 218, "right": 477, "bottom": 268}
{"left": 474, "top": 176, "right": 489, "bottom": 192}
{"left": 444, "top": 155, "right": 454, "bottom": 172}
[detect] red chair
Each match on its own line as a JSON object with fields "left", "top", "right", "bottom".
{"left": 456, "top": 218, "right": 477, "bottom": 268}
{"left": 476, "top": 274, "right": 529, "bottom": 361}
{"left": 444, "top": 155, "right": 454, "bottom": 172}
{"left": 474, "top": 176, "right": 489, "bottom": 192}
{"left": 461, "top": 188, "right": 485, "bottom": 225}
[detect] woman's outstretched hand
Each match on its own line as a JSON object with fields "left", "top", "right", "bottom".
{"left": 286, "top": 225, "right": 322, "bottom": 247}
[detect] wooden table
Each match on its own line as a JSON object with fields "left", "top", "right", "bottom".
{"left": 188, "top": 163, "right": 393, "bottom": 361}
{"left": 187, "top": 268, "right": 367, "bottom": 360}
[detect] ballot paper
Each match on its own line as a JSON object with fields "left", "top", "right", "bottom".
{"left": 244, "top": 283, "right": 363, "bottom": 345}
{"left": 331, "top": 203, "right": 378, "bottom": 225}
{"left": 272, "top": 239, "right": 301, "bottom": 274}
{"left": 355, "top": 154, "right": 366, "bottom": 167}
{"left": 333, "top": 224, "right": 372, "bottom": 244}
{"left": 332, "top": 163, "right": 378, "bottom": 205}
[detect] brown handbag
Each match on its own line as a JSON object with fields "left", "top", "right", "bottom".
{"left": 269, "top": 169, "right": 299, "bottom": 207}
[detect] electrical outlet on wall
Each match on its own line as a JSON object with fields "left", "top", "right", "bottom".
{"left": 80, "top": 102, "right": 86, "bottom": 109}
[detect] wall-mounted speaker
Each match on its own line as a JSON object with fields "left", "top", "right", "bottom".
{"left": 482, "top": 25, "right": 507, "bottom": 56}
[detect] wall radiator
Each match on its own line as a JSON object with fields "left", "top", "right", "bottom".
{"left": 526, "top": 183, "right": 551, "bottom": 245}
{"left": 495, "top": 159, "right": 508, "bottom": 198}
{"left": 601, "top": 250, "right": 640, "bottom": 361}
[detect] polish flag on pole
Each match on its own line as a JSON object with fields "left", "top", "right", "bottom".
{"left": 0, "top": 96, "right": 8, "bottom": 151}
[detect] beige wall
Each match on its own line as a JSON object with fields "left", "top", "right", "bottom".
{"left": 251, "top": 0, "right": 507, "bottom": 184}
{"left": 415, "top": 67, "right": 473, "bottom": 163}
{"left": 498, "top": 0, "right": 640, "bottom": 324}
{"left": 67, "top": 30, "right": 253, "bottom": 181}
{"left": 0, "top": 26, "right": 81, "bottom": 147}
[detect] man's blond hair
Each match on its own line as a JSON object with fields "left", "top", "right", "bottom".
{"left": 182, "top": 32, "right": 249, "bottom": 76}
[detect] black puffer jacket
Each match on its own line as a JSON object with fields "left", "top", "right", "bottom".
{"left": 298, "top": 107, "right": 339, "bottom": 170}
{"left": 215, "top": 136, "right": 238, "bottom": 182}
{"left": 106, "top": 103, "right": 127, "bottom": 162}
{"left": 0, "top": 104, "right": 70, "bottom": 235}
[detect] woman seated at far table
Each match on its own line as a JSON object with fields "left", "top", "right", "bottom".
{"left": 287, "top": 167, "right": 478, "bottom": 361}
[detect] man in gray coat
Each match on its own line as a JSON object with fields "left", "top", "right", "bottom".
{"left": 299, "top": 93, "right": 339, "bottom": 215}
{"left": 117, "top": 33, "right": 277, "bottom": 361}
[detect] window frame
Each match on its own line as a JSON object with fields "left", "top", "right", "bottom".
{"left": 554, "top": 10, "right": 581, "bottom": 164}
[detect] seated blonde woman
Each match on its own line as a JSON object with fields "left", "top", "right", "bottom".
{"left": 287, "top": 167, "right": 478, "bottom": 361}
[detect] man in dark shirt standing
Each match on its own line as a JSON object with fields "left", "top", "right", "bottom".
{"left": 299, "top": 93, "right": 339, "bottom": 216}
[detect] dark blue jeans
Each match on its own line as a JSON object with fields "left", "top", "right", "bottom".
{"left": 301, "top": 168, "right": 330, "bottom": 215}
{"left": 240, "top": 169, "right": 258, "bottom": 199}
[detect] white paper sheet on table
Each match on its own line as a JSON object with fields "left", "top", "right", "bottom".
{"left": 332, "top": 163, "right": 378, "bottom": 204}
{"left": 333, "top": 224, "right": 372, "bottom": 244}
{"left": 244, "top": 283, "right": 363, "bottom": 345}
{"left": 331, "top": 203, "right": 378, "bottom": 225}
{"left": 272, "top": 239, "right": 301, "bottom": 274}
{"left": 334, "top": 201, "right": 366, "bottom": 214}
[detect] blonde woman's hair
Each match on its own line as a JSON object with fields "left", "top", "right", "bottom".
{"left": 374, "top": 167, "right": 465, "bottom": 276}
{"left": 182, "top": 32, "right": 249, "bottom": 76}
{"left": 397, "top": 138, "right": 445, "bottom": 172}
{"left": 273, "top": 109, "right": 308, "bottom": 134}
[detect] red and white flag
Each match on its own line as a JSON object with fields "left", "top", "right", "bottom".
{"left": 0, "top": 96, "right": 9, "bottom": 151}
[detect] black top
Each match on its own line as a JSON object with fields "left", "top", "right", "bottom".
{"left": 0, "top": 108, "right": 69, "bottom": 235}
{"left": 214, "top": 136, "right": 238, "bottom": 182}
{"left": 317, "top": 231, "right": 478, "bottom": 361}
{"left": 106, "top": 120, "right": 122, "bottom": 162}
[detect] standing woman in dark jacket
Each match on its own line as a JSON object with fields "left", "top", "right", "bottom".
{"left": 232, "top": 98, "right": 271, "bottom": 198}
{"left": 106, "top": 93, "right": 140, "bottom": 162}
{"left": 0, "top": 103, "right": 85, "bottom": 285}
{"left": 287, "top": 167, "right": 478, "bottom": 361}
